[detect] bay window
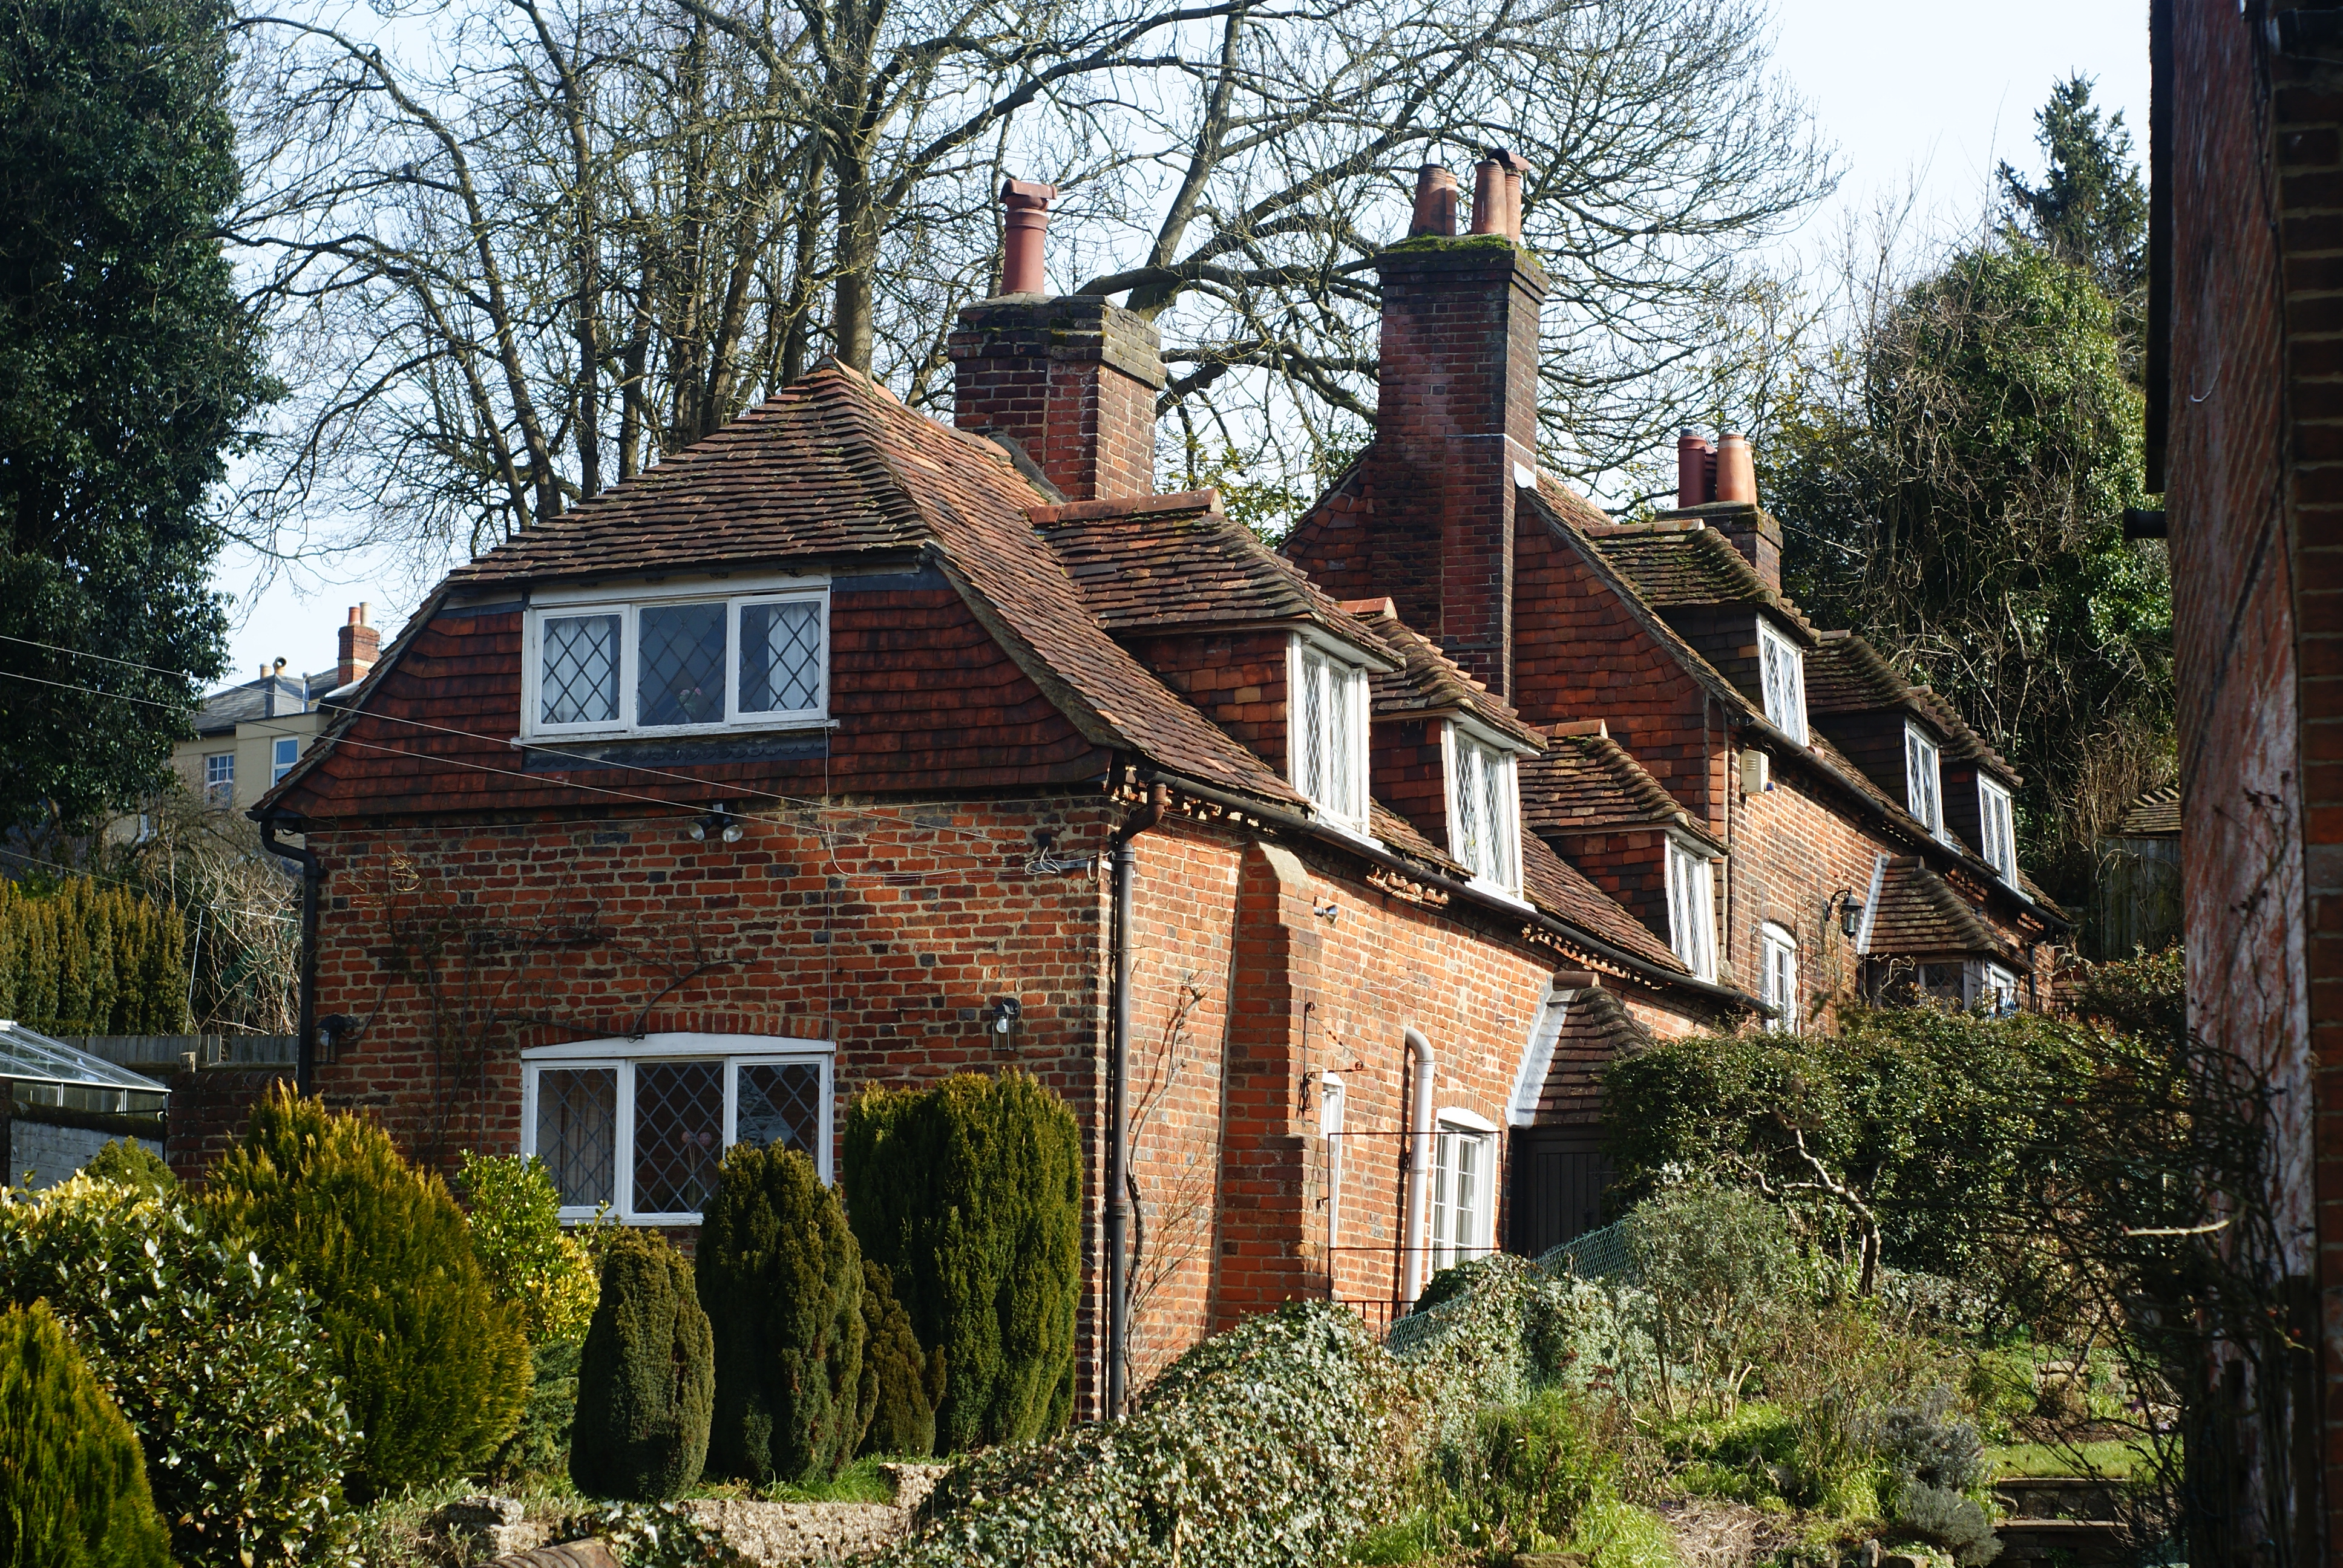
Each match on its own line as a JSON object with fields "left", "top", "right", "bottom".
{"left": 1756, "top": 621, "right": 1807, "bottom": 745}
{"left": 1665, "top": 837, "right": 1717, "bottom": 981}
{"left": 526, "top": 580, "right": 828, "bottom": 739}
{"left": 1291, "top": 639, "right": 1368, "bottom": 831}
{"left": 522, "top": 1033, "right": 832, "bottom": 1223}
{"left": 1447, "top": 725, "right": 1522, "bottom": 895}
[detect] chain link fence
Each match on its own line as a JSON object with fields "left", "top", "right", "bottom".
{"left": 1383, "top": 1220, "right": 1634, "bottom": 1357}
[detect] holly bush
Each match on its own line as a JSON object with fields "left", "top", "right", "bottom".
{"left": 0, "top": 1173, "right": 356, "bottom": 1566}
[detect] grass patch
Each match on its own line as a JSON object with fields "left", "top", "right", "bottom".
{"left": 1987, "top": 1440, "right": 2145, "bottom": 1480}
{"left": 747, "top": 1455, "right": 913, "bottom": 1503}
{"left": 1569, "top": 1483, "right": 1680, "bottom": 1568}
{"left": 1345, "top": 1509, "right": 1436, "bottom": 1564}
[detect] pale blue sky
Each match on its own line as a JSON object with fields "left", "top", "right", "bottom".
{"left": 211, "top": 0, "right": 2153, "bottom": 682}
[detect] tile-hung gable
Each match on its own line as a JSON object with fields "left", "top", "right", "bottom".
{"left": 250, "top": 165, "right": 2061, "bottom": 1423}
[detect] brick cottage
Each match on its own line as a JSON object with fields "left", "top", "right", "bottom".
{"left": 247, "top": 166, "right": 2062, "bottom": 1416}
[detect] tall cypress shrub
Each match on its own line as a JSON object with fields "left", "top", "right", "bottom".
{"left": 0, "top": 878, "right": 186, "bottom": 1036}
{"left": 844, "top": 1071, "right": 1081, "bottom": 1452}
{"left": 569, "top": 1230, "right": 712, "bottom": 1500}
{"left": 698, "top": 1144, "right": 867, "bottom": 1484}
{"left": 0, "top": 1301, "right": 173, "bottom": 1568}
{"left": 857, "top": 1259, "right": 943, "bottom": 1458}
{"left": 203, "top": 1086, "right": 531, "bottom": 1495}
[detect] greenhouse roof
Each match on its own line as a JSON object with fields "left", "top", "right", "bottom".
{"left": 0, "top": 1022, "right": 172, "bottom": 1097}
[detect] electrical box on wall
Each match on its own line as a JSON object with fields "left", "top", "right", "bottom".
{"left": 1739, "top": 750, "right": 1771, "bottom": 795}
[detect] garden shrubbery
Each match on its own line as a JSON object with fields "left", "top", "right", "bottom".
{"left": 0, "top": 1301, "right": 174, "bottom": 1568}
{"left": 699, "top": 1142, "right": 868, "bottom": 1484}
{"left": 845, "top": 1071, "right": 1080, "bottom": 1452}
{"left": 0, "top": 875, "right": 187, "bottom": 1036}
{"left": 204, "top": 1085, "right": 531, "bottom": 1494}
{"left": 859, "top": 1259, "right": 943, "bottom": 1458}
{"left": 0, "top": 1171, "right": 355, "bottom": 1566}
{"left": 571, "top": 1229, "right": 715, "bottom": 1501}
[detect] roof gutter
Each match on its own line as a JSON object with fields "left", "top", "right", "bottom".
{"left": 1131, "top": 767, "right": 1770, "bottom": 1018}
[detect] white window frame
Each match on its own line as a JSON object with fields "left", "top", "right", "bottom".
{"left": 1760, "top": 921, "right": 1800, "bottom": 1033}
{"left": 1665, "top": 836, "right": 1718, "bottom": 981}
{"left": 203, "top": 751, "right": 234, "bottom": 805}
{"left": 1982, "top": 962, "right": 2021, "bottom": 1018}
{"left": 1756, "top": 621, "right": 1808, "bottom": 745}
{"left": 1428, "top": 1108, "right": 1498, "bottom": 1272}
{"left": 1444, "top": 722, "right": 1524, "bottom": 896}
{"left": 1979, "top": 777, "right": 2019, "bottom": 883}
{"left": 271, "top": 736, "right": 300, "bottom": 785}
{"left": 522, "top": 576, "right": 831, "bottom": 742}
{"left": 1288, "top": 635, "right": 1370, "bottom": 832}
{"left": 520, "top": 1032, "right": 834, "bottom": 1224}
{"left": 1905, "top": 723, "right": 1947, "bottom": 841}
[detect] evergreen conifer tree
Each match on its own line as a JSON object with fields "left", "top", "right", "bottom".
{"left": 569, "top": 1230, "right": 713, "bottom": 1500}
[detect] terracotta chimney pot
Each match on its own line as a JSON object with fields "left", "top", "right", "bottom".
{"left": 1409, "top": 165, "right": 1459, "bottom": 237}
{"left": 1490, "top": 149, "right": 1530, "bottom": 241}
{"left": 1714, "top": 431, "right": 1757, "bottom": 505}
{"left": 1469, "top": 158, "right": 1504, "bottom": 235}
{"left": 1677, "top": 428, "right": 1714, "bottom": 508}
{"left": 999, "top": 178, "right": 1058, "bottom": 296}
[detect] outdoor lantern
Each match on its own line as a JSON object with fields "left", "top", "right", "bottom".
{"left": 688, "top": 803, "right": 744, "bottom": 843}
{"left": 1838, "top": 893, "right": 1863, "bottom": 939}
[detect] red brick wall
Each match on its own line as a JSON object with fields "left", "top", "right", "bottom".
{"left": 163, "top": 1067, "right": 294, "bottom": 1186}
{"left": 1127, "top": 629, "right": 1292, "bottom": 780}
{"left": 1369, "top": 714, "right": 1455, "bottom": 855}
{"left": 2168, "top": 1, "right": 2331, "bottom": 1555}
{"left": 947, "top": 296, "right": 1164, "bottom": 502}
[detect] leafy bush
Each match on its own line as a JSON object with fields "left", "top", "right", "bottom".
{"left": 0, "top": 875, "right": 187, "bottom": 1036}
{"left": 1892, "top": 1483, "right": 2002, "bottom": 1566}
{"left": 492, "top": 1337, "right": 583, "bottom": 1483}
{"left": 80, "top": 1136, "right": 176, "bottom": 1198}
{"left": 859, "top": 1259, "right": 943, "bottom": 1458}
{"left": 0, "top": 1172, "right": 355, "bottom": 1566}
{"left": 571, "top": 1229, "right": 715, "bottom": 1501}
{"left": 844, "top": 1071, "right": 1081, "bottom": 1451}
{"left": 1424, "top": 1387, "right": 1607, "bottom": 1556}
{"left": 0, "top": 1300, "right": 173, "bottom": 1568}
{"left": 203, "top": 1086, "right": 530, "bottom": 1494}
{"left": 559, "top": 1501, "right": 753, "bottom": 1566}
{"left": 459, "top": 1151, "right": 601, "bottom": 1345}
{"left": 882, "top": 1302, "right": 1419, "bottom": 1568}
{"left": 698, "top": 1143, "right": 867, "bottom": 1483}
{"left": 1863, "top": 1385, "right": 1987, "bottom": 1492}
{"left": 1622, "top": 1182, "right": 1810, "bottom": 1413}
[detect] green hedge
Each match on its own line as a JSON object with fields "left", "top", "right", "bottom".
{"left": 0, "top": 1172, "right": 355, "bottom": 1566}
{"left": 204, "top": 1087, "right": 531, "bottom": 1495}
{"left": 0, "top": 1301, "right": 172, "bottom": 1568}
{"left": 858, "top": 1259, "right": 943, "bottom": 1458}
{"left": 571, "top": 1230, "right": 713, "bottom": 1501}
{"left": 0, "top": 876, "right": 186, "bottom": 1036}
{"left": 844, "top": 1072, "right": 1080, "bottom": 1452}
{"left": 699, "top": 1143, "right": 867, "bottom": 1483}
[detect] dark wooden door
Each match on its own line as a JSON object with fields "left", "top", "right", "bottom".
{"left": 1507, "top": 1127, "right": 1610, "bottom": 1256}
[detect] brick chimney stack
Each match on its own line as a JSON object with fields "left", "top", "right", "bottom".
{"left": 949, "top": 180, "right": 1166, "bottom": 503}
{"left": 1670, "top": 430, "right": 1781, "bottom": 592}
{"left": 336, "top": 603, "right": 378, "bottom": 688}
{"left": 1285, "top": 155, "right": 1546, "bottom": 697}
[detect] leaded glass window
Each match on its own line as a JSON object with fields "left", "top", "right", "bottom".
{"left": 1905, "top": 724, "right": 1945, "bottom": 838}
{"left": 1294, "top": 642, "right": 1366, "bottom": 829}
{"left": 522, "top": 1039, "right": 832, "bottom": 1222}
{"left": 1979, "top": 779, "right": 2018, "bottom": 881}
{"left": 540, "top": 613, "right": 621, "bottom": 726}
{"left": 1756, "top": 621, "right": 1807, "bottom": 745}
{"left": 637, "top": 603, "right": 727, "bottom": 727}
{"left": 741, "top": 600, "right": 824, "bottom": 714}
{"left": 1447, "top": 728, "right": 1519, "bottom": 893}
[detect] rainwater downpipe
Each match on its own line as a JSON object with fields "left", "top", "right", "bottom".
{"left": 259, "top": 812, "right": 321, "bottom": 1096}
{"left": 1400, "top": 1027, "right": 1436, "bottom": 1309}
{"left": 1106, "top": 782, "right": 1168, "bottom": 1420}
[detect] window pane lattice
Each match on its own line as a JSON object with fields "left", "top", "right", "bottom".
{"left": 632, "top": 1059, "right": 723, "bottom": 1214}
{"left": 537, "top": 1067, "right": 617, "bottom": 1207}
{"left": 638, "top": 603, "right": 727, "bottom": 727}
{"left": 542, "top": 614, "right": 621, "bottom": 725}
{"left": 741, "top": 601, "right": 822, "bottom": 713}
{"left": 737, "top": 1062, "right": 822, "bottom": 1154}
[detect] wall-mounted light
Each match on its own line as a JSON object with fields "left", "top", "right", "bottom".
{"left": 687, "top": 803, "right": 744, "bottom": 843}
{"left": 991, "top": 997, "right": 1023, "bottom": 1035}
{"left": 315, "top": 1013, "right": 358, "bottom": 1065}
{"left": 1836, "top": 890, "right": 1863, "bottom": 939}
{"left": 1313, "top": 898, "right": 1340, "bottom": 923}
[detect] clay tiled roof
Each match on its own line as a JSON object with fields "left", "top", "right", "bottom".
{"left": 1521, "top": 835, "right": 1687, "bottom": 972}
{"left": 2115, "top": 783, "right": 2181, "bottom": 838}
{"left": 1519, "top": 730, "right": 1701, "bottom": 839}
{"left": 1033, "top": 495, "right": 1380, "bottom": 651}
{"left": 1341, "top": 601, "right": 1543, "bottom": 748}
{"left": 1584, "top": 523, "right": 1815, "bottom": 638}
{"left": 1807, "top": 632, "right": 2020, "bottom": 785}
{"left": 1864, "top": 857, "right": 2009, "bottom": 958}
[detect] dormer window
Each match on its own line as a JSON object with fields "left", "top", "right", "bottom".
{"left": 1904, "top": 724, "right": 1947, "bottom": 841}
{"left": 1446, "top": 726, "right": 1522, "bottom": 895}
{"left": 1291, "top": 639, "right": 1368, "bottom": 830}
{"left": 1664, "top": 837, "right": 1717, "bottom": 981}
{"left": 1979, "top": 777, "right": 2018, "bottom": 882}
{"left": 1757, "top": 621, "right": 1807, "bottom": 745}
{"left": 525, "top": 579, "right": 829, "bottom": 739}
